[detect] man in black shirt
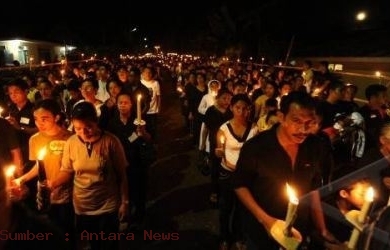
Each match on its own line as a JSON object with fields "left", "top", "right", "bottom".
{"left": 232, "top": 91, "right": 336, "bottom": 249}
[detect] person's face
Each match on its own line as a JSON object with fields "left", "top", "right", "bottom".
{"left": 280, "top": 84, "right": 292, "bottom": 96}
{"left": 209, "top": 82, "right": 220, "bottom": 96}
{"left": 37, "top": 82, "right": 53, "bottom": 99}
{"left": 264, "top": 83, "right": 275, "bottom": 97}
{"left": 108, "top": 81, "right": 122, "bottom": 98}
{"left": 230, "top": 100, "right": 250, "bottom": 120}
{"left": 342, "top": 182, "right": 371, "bottom": 210}
{"left": 372, "top": 92, "right": 388, "bottom": 107}
{"left": 80, "top": 81, "right": 96, "bottom": 99}
{"left": 278, "top": 103, "right": 318, "bottom": 144}
{"left": 142, "top": 68, "right": 153, "bottom": 81}
{"left": 217, "top": 93, "right": 232, "bottom": 110}
{"left": 117, "top": 69, "right": 128, "bottom": 82}
{"left": 117, "top": 95, "right": 132, "bottom": 114}
{"left": 8, "top": 86, "right": 27, "bottom": 105}
{"left": 233, "top": 85, "right": 247, "bottom": 95}
{"left": 34, "top": 108, "right": 59, "bottom": 133}
{"left": 72, "top": 119, "right": 99, "bottom": 141}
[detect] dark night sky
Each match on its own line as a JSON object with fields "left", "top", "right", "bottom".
{"left": 2, "top": 1, "right": 390, "bottom": 56}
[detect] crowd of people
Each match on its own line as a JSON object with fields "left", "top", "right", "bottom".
{"left": 1, "top": 56, "right": 390, "bottom": 250}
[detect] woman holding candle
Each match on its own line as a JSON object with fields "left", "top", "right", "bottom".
{"left": 14, "top": 99, "right": 74, "bottom": 249}
{"left": 203, "top": 88, "right": 233, "bottom": 204}
{"left": 215, "top": 94, "right": 258, "bottom": 250}
{"left": 49, "top": 101, "right": 129, "bottom": 250}
{"left": 107, "top": 91, "right": 152, "bottom": 229}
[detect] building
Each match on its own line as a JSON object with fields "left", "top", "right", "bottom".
{"left": 0, "top": 38, "right": 76, "bottom": 66}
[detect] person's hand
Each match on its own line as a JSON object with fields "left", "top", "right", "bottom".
{"left": 136, "top": 125, "right": 147, "bottom": 137}
{"left": 5, "top": 116, "right": 21, "bottom": 130}
{"left": 118, "top": 202, "right": 129, "bottom": 222}
{"left": 13, "top": 177, "right": 24, "bottom": 187}
{"left": 261, "top": 215, "right": 278, "bottom": 233}
{"left": 321, "top": 229, "right": 340, "bottom": 245}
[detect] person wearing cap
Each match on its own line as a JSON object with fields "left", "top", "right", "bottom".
{"left": 49, "top": 101, "right": 129, "bottom": 250}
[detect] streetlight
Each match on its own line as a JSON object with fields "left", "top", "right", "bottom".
{"left": 356, "top": 11, "right": 366, "bottom": 21}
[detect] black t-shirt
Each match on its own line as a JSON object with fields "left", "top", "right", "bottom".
{"left": 232, "top": 125, "right": 332, "bottom": 248}
{"left": 204, "top": 105, "right": 233, "bottom": 153}
{"left": 0, "top": 118, "right": 19, "bottom": 166}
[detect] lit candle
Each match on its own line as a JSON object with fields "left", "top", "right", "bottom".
{"left": 37, "top": 147, "right": 47, "bottom": 182}
{"left": 5, "top": 165, "right": 16, "bottom": 189}
{"left": 284, "top": 183, "right": 299, "bottom": 237}
{"left": 358, "top": 187, "right": 374, "bottom": 223}
{"left": 137, "top": 94, "right": 142, "bottom": 124}
{"left": 347, "top": 187, "right": 374, "bottom": 249}
{"left": 0, "top": 106, "right": 3, "bottom": 118}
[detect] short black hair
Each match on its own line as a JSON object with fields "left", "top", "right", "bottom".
{"left": 7, "top": 78, "right": 29, "bottom": 91}
{"left": 365, "top": 83, "right": 387, "bottom": 100}
{"left": 279, "top": 91, "right": 316, "bottom": 115}
{"left": 71, "top": 101, "right": 98, "bottom": 123}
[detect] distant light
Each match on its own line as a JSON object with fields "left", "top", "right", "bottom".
{"left": 131, "top": 27, "right": 137, "bottom": 32}
{"left": 356, "top": 11, "right": 366, "bottom": 21}
{"left": 375, "top": 71, "right": 381, "bottom": 77}
{"left": 144, "top": 37, "right": 147, "bottom": 41}
{"left": 278, "top": 62, "right": 282, "bottom": 66}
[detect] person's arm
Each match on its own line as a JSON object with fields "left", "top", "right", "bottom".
{"left": 50, "top": 172, "right": 73, "bottom": 189}
{"left": 15, "top": 164, "right": 38, "bottom": 186}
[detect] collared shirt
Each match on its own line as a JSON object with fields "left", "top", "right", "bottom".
{"left": 232, "top": 125, "right": 332, "bottom": 247}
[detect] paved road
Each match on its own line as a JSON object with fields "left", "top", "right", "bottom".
{"left": 123, "top": 70, "right": 220, "bottom": 250}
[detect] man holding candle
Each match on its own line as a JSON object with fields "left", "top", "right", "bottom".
{"left": 232, "top": 91, "right": 337, "bottom": 249}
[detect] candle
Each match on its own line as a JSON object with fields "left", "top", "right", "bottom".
{"left": 0, "top": 106, "right": 3, "bottom": 118}
{"left": 358, "top": 187, "right": 374, "bottom": 223}
{"left": 284, "top": 183, "right": 299, "bottom": 237}
{"left": 37, "top": 147, "right": 47, "bottom": 182}
{"left": 5, "top": 165, "right": 16, "bottom": 189}
{"left": 137, "top": 94, "right": 142, "bottom": 124}
{"left": 347, "top": 187, "right": 374, "bottom": 249}
{"left": 220, "top": 134, "right": 226, "bottom": 148}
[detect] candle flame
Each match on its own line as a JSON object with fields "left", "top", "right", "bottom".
{"left": 5, "top": 165, "right": 16, "bottom": 177}
{"left": 375, "top": 71, "right": 381, "bottom": 77}
{"left": 286, "top": 183, "right": 299, "bottom": 205}
{"left": 365, "top": 187, "right": 374, "bottom": 202}
{"left": 37, "top": 148, "right": 47, "bottom": 161}
{"left": 137, "top": 94, "right": 142, "bottom": 101}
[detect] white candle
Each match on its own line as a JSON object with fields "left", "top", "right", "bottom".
{"left": 347, "top": 187, "right": 374, "bottom": 249}
{"left": 0, "top": 107, "right": 3, "bottom": 118}
{"left": 347, "top": 228, "right": 360, "bottom": 250}
{"left": 137, "top": 94, "right": 142, "bottom": 124}
{"left": 284, "top": 183, "right": 299, "bottom": 236}
{"left": 358, "top": 187, "right": 374, "bottom": 223}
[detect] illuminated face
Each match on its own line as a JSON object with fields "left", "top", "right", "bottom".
{"left": 80, "top": 81, "right": 96, "bottom": 100}
{"left": 108, "top": 81, "right": 122, "bottom": 98}
{"left": 142, "top": 68, "right": 153, "bottom": 81}
{"left": 117, "top": 69, "right": 128, "bottom": 82}
{"left": 230, "top": 100, "right": 250, "bottom": 120}
{"left": 72, "top": 119, "right": 99, "bottom": 142}
{"left": 8, "top": 86, "right": 27, "bottom": 105}
{"left": 34, "top": 108, "right": 59, "bottom": 133}
{"left": 117, "top": 95, "right": 132, "bottom": 115}
{"left": 217, "top": 93, "right": 232, "bottom": 110}
{"left": 264, "top": 83, "right": 276, "bottom": 98}
{"left": 37, "top": 82, "right": 53, "bottom": 100}
{"left": 279, "top": 103, "right": 318, "bottom": 144}
{"left": 343, "top": 182, "right": 371, "bottom": 210}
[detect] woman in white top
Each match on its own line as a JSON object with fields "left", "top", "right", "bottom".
{"left": 215, "top": 94, "right": 258, "bottom": 250}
